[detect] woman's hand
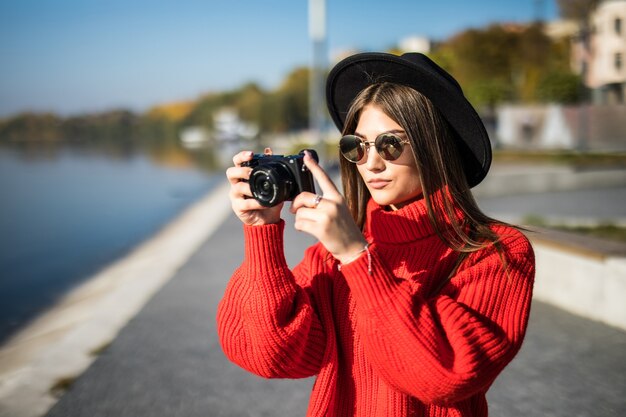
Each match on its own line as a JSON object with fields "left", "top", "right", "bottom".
{"left": 290, "top": 151, "right": 368, "bottom": 264}
{"left": 226, "top": 150, "right": 283, "bottom": 226}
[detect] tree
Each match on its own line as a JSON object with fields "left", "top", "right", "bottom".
{"left": 433, "top": 22, "right": 578, "bottom": 106}
{"left": 438, "top": 25, "right": 524, "bottom": 106}
{"left": 273, "top": 67, "right": 310, "bottom": 132}
{"left": 516, "top": 23, "right": 554, "bottom": 101}
{"left": 234, "top": 83, "right": 264, "bottom": 127}
{"left": 537, "top": 71, "right": 583, "bottom": 103}
{"left": 556, "top": 0, "right": 600, "bottom": 21}
{"left": 556, "top": 0, "right": 599, "bottom": 100}
{"left": 0, "top": 113, "right": 63, "bottom": 142}
{"left": 445, "top": 25, "right": 518, "bottom": 90}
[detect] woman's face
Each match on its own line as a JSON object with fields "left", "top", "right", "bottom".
{"left": 354, "top": 105, "right": 423, "bottom": 209}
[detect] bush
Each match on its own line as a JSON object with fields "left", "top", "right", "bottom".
{"left": 537, "top": 71, "right": 583, "bottom": 104}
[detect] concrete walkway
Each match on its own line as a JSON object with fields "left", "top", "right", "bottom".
{"left": 40, "top": 196, "right": 626, "bottom": 417}
{"left": 1, "top": 170, "right": 625, "bottom": 417}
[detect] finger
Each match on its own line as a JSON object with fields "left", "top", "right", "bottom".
{"left": 290, "top": 191, "right": 320, "bottom": 213}
{"left": 263, "top": 147, "right": 273, "bottom": 155}
{"left": 293, "top": 208, "right": 325, "bottom": 231}
{"left": 226, "top": 166, "right": 252, "bottom": 184}
{"left": 232, "top": 151, "right": 255, "bottom": 166}
{"left": 303, "top": 151, "right": 341, "bottom": 199}
{"left": 293, "top": 210, "right": 333, "bottom": 241}
{"left": 293, "top": 216, "right": 319, "bottom": 235}
{"left": 294, "top": 206, "right": 327, "bottom": 224}
{"left": 230, "top": 180, "right": 253, "bottom": 199}
{"left": 232, "top": 196, "right": 268, "bottom": 212}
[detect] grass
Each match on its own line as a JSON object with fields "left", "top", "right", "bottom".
{"left": 50, "top": 375, "right": 78, "bottom": 398}
{"left": 48, "top": 341, "right": 112, "bottom": 398}
{"left": 522, "top": 215, "right": 626, "bottom": 244}
{"left": 554, "top": 224, "right": 626, "bottom": 244}
{"left": 89, "top": 340, "right": 112, "bottom": 357}
{"left": 492, "top": 149, "right": 626, "bottom": 167}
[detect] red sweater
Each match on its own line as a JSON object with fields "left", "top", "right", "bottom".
{"left": 217, "top": 197, "right": 535, "bottom": 416}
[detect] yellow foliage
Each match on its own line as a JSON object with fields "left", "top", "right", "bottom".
{"left": 149, "top": 148, "right": 195, "bottom": 169}
{"left": 385, "top": 47, "right": 403, "bottom": 56}
{"left": 148, "top": 101, "right": 194, "bottom": 122}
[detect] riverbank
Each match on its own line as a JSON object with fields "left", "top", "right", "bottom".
{"left": 0, "top": 147, "right": 218, "bottom": 342}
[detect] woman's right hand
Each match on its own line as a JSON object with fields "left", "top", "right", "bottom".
{"left": 226, "top": 150, "right": 283, "bottom": 226}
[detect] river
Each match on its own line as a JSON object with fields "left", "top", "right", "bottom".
{"left": 0, "top": 146, "right": 219, "bottom": 343}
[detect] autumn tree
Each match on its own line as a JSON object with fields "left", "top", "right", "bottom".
{"left": 556, "top": 0, "right": 600, "bottom": 21}
{"left": 556, "top": 0, "right": 599, "bottom": 61}
{"left": 0, "top": 113, "right": 63, "bottom": 142}
{"left": 432, "top": 21, "right": 581, "bottom": 107}
{"left": 273, "top": 67, "right": 310, "bottom": 132}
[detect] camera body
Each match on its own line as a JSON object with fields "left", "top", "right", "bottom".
{"left": 242, "top": 149, "right": 318, "bottom": 207}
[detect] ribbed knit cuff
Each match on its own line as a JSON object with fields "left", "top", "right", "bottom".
{"left": 243, "top": 220, "right": 289, "bottom": 272}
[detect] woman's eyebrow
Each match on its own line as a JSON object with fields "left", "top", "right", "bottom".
{"left": 353, "top": 129, "right": 406, "bottom": 138}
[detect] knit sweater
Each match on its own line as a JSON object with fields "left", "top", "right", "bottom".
{"left": 217, "top": 196, "right": 535, "bottom": 416}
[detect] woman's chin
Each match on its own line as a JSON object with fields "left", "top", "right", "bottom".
{"left": 370, "top": 192, "right": 424, "bottom": 209}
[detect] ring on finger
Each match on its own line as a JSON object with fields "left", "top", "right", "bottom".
{"left": 313, "top": 194, "right": 323, "bottom": 208}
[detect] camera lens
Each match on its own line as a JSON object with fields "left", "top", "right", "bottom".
{"left": 249, "top": 162, "right": 294, "bottom": 207}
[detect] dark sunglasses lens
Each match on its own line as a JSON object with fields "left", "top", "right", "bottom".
{"left": 376, "top": 134, "right": 405, "bottom": 161}
{"left": 340, "top": 135, "right": 364, "bottom": 162}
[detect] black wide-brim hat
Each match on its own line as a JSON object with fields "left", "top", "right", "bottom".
{"left": 326, "top": 52, "right": 492, "bottom": 188}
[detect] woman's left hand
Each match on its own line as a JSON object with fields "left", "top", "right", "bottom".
{"left": 290, "top": 151, "right": 368, "bottom": 264}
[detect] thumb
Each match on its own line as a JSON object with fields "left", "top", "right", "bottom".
{"left": 303, "top": 151, "right": 341, "bottom": 200}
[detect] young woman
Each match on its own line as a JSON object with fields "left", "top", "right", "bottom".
{"left": 218, "top": 52, "right": 535, "bottom": 417}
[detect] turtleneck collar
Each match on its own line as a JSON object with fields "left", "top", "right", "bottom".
{"left": 364, "top": 187, "right": 466, "bottom": 245}
{"left": 365, "top": 197, "right": 436, "bottom": 244}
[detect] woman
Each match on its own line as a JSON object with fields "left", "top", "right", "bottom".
{"left": 218, "top": 52, "right": 535, "bottom": 416}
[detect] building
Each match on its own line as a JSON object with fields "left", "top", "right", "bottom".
{"left": 573, "top": 0, "right": 626, "bottom": 104}
{"left": 544, "top": 19, "right": 579, "bottom": 40}
{"left": 398, "top": 36, "right": 431, "bottom": 54}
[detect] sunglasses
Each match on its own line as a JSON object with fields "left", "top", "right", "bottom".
{"left": 339, "top": 133, "right": 411, "bottom": 163}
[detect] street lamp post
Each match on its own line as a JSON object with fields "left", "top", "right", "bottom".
{"left": 309, "top": 0, "right": 328, "bottom": 156}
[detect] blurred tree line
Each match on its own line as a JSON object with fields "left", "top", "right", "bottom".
{"left": 430, "top": 22, "right": 581, "bottom": 109}
{"left": 0, "top": 67, "right": 310, "bottom": 146}
{"left": 0, "top": 17, "right": 585, "bottom": 147}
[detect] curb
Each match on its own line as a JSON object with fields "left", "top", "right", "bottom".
{"left": 529, "top": 228, "right": 626, "bottom": 331}
{"left": 473, "top": 164, "right": 626, "bottom": 198}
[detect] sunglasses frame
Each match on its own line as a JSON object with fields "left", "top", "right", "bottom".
{"left": 339, "top": 133, "right": 411, "bottom": 163}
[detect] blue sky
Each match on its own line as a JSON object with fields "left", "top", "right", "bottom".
{"left": 0, "top": 0, "right": 559, "bottom": 117}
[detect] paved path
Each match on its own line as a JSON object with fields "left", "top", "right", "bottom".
{"left": 43, "top": 208, "right": 626, "bottom": 416}
{"left": 477, "top": 186, "right": 626, "bottom": 226}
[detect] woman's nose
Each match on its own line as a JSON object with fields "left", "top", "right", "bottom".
{"left": 363, "top": 145, "right": 385, "bottom": 171}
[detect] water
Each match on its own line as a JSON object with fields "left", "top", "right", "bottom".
{"left": 0, "top": 147, "right": 219, "bottom": 343}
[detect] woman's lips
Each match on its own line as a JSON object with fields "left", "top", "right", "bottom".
{"left": 367, "top": 179, "right": 391, "bottom": 190}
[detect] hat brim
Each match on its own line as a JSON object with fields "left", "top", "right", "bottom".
{"left": 326, "top": 52, "right": 491, "bottom": 188}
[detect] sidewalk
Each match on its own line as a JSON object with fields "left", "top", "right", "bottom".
{"left": 1, "top": 176, "right": 625, "bottom": 417}
{"left": 41, "top": 197, "right": 625, "bottom": 417}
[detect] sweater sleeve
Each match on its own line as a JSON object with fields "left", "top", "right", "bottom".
{"left": 340, "top": 229, "right": 535, "bottom": 405}
{"left": 216, "top": 220, "right": 326, "bottom": 379}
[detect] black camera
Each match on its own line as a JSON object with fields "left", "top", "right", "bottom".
{"left": 242, "top": 149, "right": 318, "bottom": 207}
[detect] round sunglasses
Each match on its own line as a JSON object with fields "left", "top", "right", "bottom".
{"left": 339, "top": 133, "right": 411, "bottom": 163}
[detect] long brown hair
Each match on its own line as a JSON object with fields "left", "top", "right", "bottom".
{"left": 340, "top": 82, "right": 505, "bottom": 253}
